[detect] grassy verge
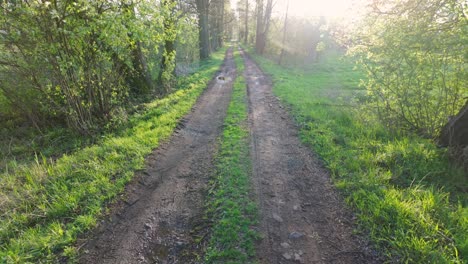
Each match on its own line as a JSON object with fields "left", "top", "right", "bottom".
{"left": 0, "top": 48, "right": 227, "bottom": 263}
{"left": 247, "top": 49, "right": 467, "bottom": 263}
{"left": 204, "top": 49, "right": 259, "bottom": 264}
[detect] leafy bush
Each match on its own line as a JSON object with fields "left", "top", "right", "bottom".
{"left": 0, "top": 1, "right": 178, "bottom": 134}
{"left": 352, "top": 0, "right": 468, "bottom": 137}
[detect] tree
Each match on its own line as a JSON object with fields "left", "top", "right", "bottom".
{"left": 255, "top": 0, "right": 273, "bottom": 54}
{"left": 223, "top": 1, "right": 237, "bottom": 42}
{"left": 0, "top": 0, "right": 166, "bottom": 134}
{"left": 0, "top": 0, "right": 232, "bottom": 134}
{"left": 278, "top": 0, "right": 289, "bottom": 65}
{"left": 194, "top": 0, "right": 230, "bottom": 59}
{"left": 196, "top": 0, "right": 211, "bottom": 59}
{"left": 353, "top": 0, "right": 467, "bottom": 137}
{"left": 211, "top": 0, "right": 225, "bottom": 50}
{"left": 237, "top": 0, "right": 250, "bottom": 44}
{"left": 440, "top": 100, "right": 468, "bottom": 148}
{"left": 305, "top": 16, "right": 325, "bottom": 63}
{"left": 122, "top": 1, "right": 154, "bottom": 95}
{"left": 244, "top": 0, "right": 249, "bottom": 44}
{"left": 158, "top": 0, "right": 178, "bottom": 93}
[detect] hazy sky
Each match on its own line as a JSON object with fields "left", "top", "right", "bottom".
{"left": 231, "top": 0, "right": 363, "bottom": 19}
{"left": 282, "top": 0, "right": 355, "bottom": 17}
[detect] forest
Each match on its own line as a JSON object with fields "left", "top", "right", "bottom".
{"left": 0, "top": 0, "right": 467, "bottom": 263}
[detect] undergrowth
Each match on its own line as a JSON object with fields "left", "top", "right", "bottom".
{"left": 0, "top": 48, "right": 227, "bottom": 263}
{"left": 248, "top": 48, "right": 467, "bottom": 263}
{"left": 204, "top": 48, "right": 259, "bottom": 264}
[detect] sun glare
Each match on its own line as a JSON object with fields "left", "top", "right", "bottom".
{"left": 281, "top": 0, "right": 359, "bottom": 18}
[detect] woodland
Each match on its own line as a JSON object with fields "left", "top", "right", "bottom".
{"left": 0, "top": 0, "right": 467, "bottom": 263}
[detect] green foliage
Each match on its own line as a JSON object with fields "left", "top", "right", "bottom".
{"left": 0, "top": 49, "right": 226, "bottom": 263}
{"left": 262, "top": 15, "right": 332, "bottom": 65}
{"left": 249, "top": 50, "right": 467, "bottom": 263}
{"left": 205, "top": 49, "right": 259, "bottom": 263}
{"left": 2, "top": 1, "right": 134, "bottom": 133}
{"left": 0, "top": 0, "right": 203, "bottom": 134}
{"left": 175, "top": 15, "right": 200, "bottom": 69}
{"left": 352, "top": 0, "right": 468, "bottom": 137}
{"left": 158, "top": 0, "right": 178, "bottom": 92}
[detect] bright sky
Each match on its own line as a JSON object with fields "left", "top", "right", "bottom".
{"left": 279, "top": 0, "right": 360, "bottom": 18}
{"left": 230, "top": 0, "right": 365, "bottom": 19}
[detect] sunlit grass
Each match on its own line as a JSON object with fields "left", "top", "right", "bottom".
{"left": 0, "top": 48, "right": 227, "bottom": 263}
{"left": 248, "top": 48, "right": 467, "bottom": 263}
{"left": 204, "top": 49, "right": 259, "bottom": 263}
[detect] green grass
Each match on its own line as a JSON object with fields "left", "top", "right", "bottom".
{"left": 204, "top": 49, "right": 259, "bottom": 264}
{"left": 0, "top": 48, "right": 227, "bottom": 263}
{"left": 247, "top": 48, "right": 467, "bottom": 263}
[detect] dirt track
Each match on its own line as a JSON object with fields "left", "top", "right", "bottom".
{"left": 79, "top": 48, "right": 236, "bottom": 264}
{"left": 78, "top": 48, "right": 379, "bottom": 263}
{"left": 242, "top": 50, "right": 378, "bottom": 263}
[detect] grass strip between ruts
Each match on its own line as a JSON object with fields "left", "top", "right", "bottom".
{"left": 204, "top": 48, "right": 259, "bottom": 264}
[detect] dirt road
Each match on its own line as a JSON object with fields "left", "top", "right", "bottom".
{"left": 79, "top": 49, "right": 236, "bottom": 264}
{"left": 79, "top": 48, "right": 378, "bottom": 264}
{"left": 242, "top": 50, "right": 377, "bottom": 264}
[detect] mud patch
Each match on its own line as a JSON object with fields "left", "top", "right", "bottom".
{"left": 78, "top": 48, "right": 236, "bottom": 264}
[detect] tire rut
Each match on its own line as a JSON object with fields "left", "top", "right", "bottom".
{"left": 241, "top": 49, "right": 379, "bottom": 264}
{"left": 78, "top": 48, "right": 236, "bottom": 264}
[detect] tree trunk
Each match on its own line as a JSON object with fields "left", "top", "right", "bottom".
{"left": 134, "top": 42, "right": 154, "bottom": 92}
{"left": 217, "top": 0, "right": 224, "bottom": 48}
{"left": 440, "top": 100, "right": 468, "bottom": 170}
{"left": 210, "top": 8, "right": 219, "bottom": 52}
{"left": 255, "top": 0, "right": 264, "bottom": 53}
{"left": 306, "top": 44, "right": 318, "bottom": 63}
{"left": 439, "top": 100, "right": 468, "bottom": 148}
{"left": 244, "top": 0, "right": 249, "bottom": 44}
{"left": 158, "top": 0, "right": 177, "bottom": 93}
{"left": 278, "top": 0, "right": 289, "bottom": 65}
{"left": 209, "top": 0, "right": 224, "bottom": 51}
{"left": 197, "top": 0, "right": 210, "bottom": 59}
{"left": 255, "top": 0, "right": 272, "bottom": 55}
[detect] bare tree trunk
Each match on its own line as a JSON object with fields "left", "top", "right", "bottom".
{"left": 158, "top": 0, "right": 177, "bottom": 94}
{"left": 440, "top": 100, "right": 468, "bottom": 170}
{"left": 217, "top": 0, "right": 224, "bottom": 48}
{"left": 244, "top": 0, "right": 249, "bottom": 44}
{"left": 263, "top": 0, "right": 273, "bottom": 36}
{"left": 255, "top": 0, "right": 264, "bottom": 53}
{"left": 278, "top": 0, "right": 289, "bottom": 65}
{"left": 440, "top": 100, "right": 468, "bottom": 148}
{"left": 255, "top": 0, "right": 272, "bottom": 55}
{"left": 210, "top": 0, "right": 220, "bottom": 51}
{"left": 197, "top": 0, "right": 211, "bottom": 59}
